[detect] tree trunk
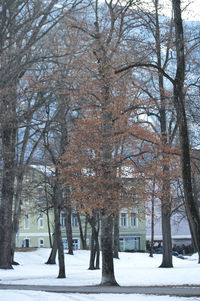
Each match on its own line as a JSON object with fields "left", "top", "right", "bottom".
{"left": 113, "top": 213, "right": 119, "bottom": 259}
{"left": 88, "top": 213, "right": 100, "bottom": 270}
{"left": 159, "top": 199, "right": 173, "bottom": 267}
{"left": 77, "top": 212, "right": 87, "bottom": 250}
{"left": 65, "top": 206, "right": 73, "bottom": 255}
{"left": 95, "top": 214, "right": 100, "bottom": 269}
{"left": 149, "top": 179, "right": 155, "bottom": 258}
{"left": 54, "top": 204, "right": 65, "bottom": 277}
{"left": 99, "top": 71, "right": 118, "bottom": 285}
{"left": 172, "top": 0, "right": 200, "bottom": 263}
{"left": 155, "top": 0, "right": 173, "bottom": 267}
{"left": 45, "top": 233, "right": 57, "bottom": 264}
{"left": 0, "top": 100, "right": 17, "bottom": 269}
{"left": 53, "top": 181, "right": 66, "bottom": 278}
{"left": 44, "top": 175, "right": 52, "bottom": 248}
{"left": 11, "top": 171, "right": 24, "bottom": 265}
{"left": 159, "top": 165, "right": 173, "bottom": 268}
{"left": 95, "top": 228, "right": 100, "bottom": 269}
{"left": 46, "top": 206, "right": 53, "bottom": 249}
{"left": 89, "top": 218, "right": 96, "bottom": 270}
{"left": 187, "top": 218, "right": 197, "bottom": 253}
{"left": 100, "top": 215, "right": 118, "bottom": 286}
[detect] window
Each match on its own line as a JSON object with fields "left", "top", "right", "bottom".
{"left": 119, "top": 236, "right": 140, "bottom": 251}
{"left": 22, "top": 238, "right": 30, "bottom": 248}
{"left": 38, "top": 238, "right": 44, "bottom": 248}
{"left": 72, "top": 213, "right": 78, "bottom": 228}
{"left": 131, "top": 212, "right": 138, "bottom": 227}
{"left": 62, "top": 238, "right": 80, "bottom": 249}
{"left": 38, "top": 213, "right": 44, "bottom": 229}
{"left": 133, "top": 237, "right": 140, "bottom": 249}
{"left": 73, "top": 239, "right": 79, "bottom": 250}
{"left": 119, "top": 238, "right": 124, "bottom": 251}
{"left": 61, "top": 213, "right": 66, "bottom": 228}
{"left": 120, "top": 213, "right": 127, "bottom": 227}
{"left": 24, "top": 214, "right": 29, "bottom": 229}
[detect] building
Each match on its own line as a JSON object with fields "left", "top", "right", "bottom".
{"left": 15, "top": 165, "right": 146, "bottom": 251}
{"left": 16, "top": 207, "right": 146, "bottom": 251}
{"left": 146, "top": 212, "right": 192, "bottom": 248}
{"left": 145, "top": 198, "right": 195, "bottom": 254}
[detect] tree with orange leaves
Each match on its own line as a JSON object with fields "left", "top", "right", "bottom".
{"left": 59, "top": 0, "right": 152, "bottom": 285}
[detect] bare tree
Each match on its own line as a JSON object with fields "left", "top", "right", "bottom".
{"left": 171, "top": 0, "right": 200, "bottom": 263}
{"left": 115, "top": 0, "right": 200, "bottom": 264}
{"left": 0, "top": 0, "right": 81, "bottom": 269}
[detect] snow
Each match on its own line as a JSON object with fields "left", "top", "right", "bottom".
{"left": 0, "top": 291, "right": 197, "bottom": 301}
{"left": 0, "top": 248, "right": 199, "bottom": 301}
{"left": 1, "top": 291, "right": 197, "bottom": 301}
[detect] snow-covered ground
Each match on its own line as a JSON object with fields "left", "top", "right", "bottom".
{"left": 0, "top": 248, "right": 199, "bottom": 301}
{"left": 2, "top": 291, "right": 199, "bottom": 301}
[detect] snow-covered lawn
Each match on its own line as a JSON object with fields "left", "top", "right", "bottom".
{"left": 0, "top": 248, "right": 199, "bottom": 301}
{"left": 1, "top": 291, "right": 199, "bottom": 301}
{"left": 1, "top": 249, "right": 199, "bottom": 286}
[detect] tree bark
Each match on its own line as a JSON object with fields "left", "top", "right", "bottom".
{"left": 53, "top": 178, "right": 66, "bottom": 278}
{"left": 149, "top": 179, "right": 155, "bottom": 258}
{"left": 101, "top": 215, "right": 118, "bottom": 285}
{"left": 11, "top": 171, "right": 24, "bottom": 265}
{"left": 113, "top": 212, "right": 119, "bottom": 259}
{"left": 77, "top": 212, "right": 87, "bottom": 250}
{"left": 100, "top": 102, "right": 118, "bottom": 284}
{"left": 88, "top": 213, "right": 100, "bottom": 270}
{"left": 65, "top": 206, "right": 73, "bottom": 255}
{"left": 44, "top": 170, "right": 53, "bottom": 249}
{"left": 0, "top": 91, "right": 17, "bottom": 269}
{"left": 155, "top": 0, "right": 173, "bottom": 267}
{"left": 172, "top": 0, "right": 200, "bottom": 263}
{"left": 89, "top": 217, "right": 96, "bottom": 270}
{"left": 46, "top": 206, "right": 53, "bottom": 249}
{"left": 99, "top": 41, "right": 118, "bottom": 284}
{"left": 94, "top": 225, "right": 100, "bottom": 269}
{"left": 159, "top": 199, "right": 173, "bottom": 267}
{"left": 45, "top": 233, "right": 57, "bottom": 264}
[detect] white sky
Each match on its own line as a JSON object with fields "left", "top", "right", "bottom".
{"left": 135, "top": 0, "right": 199, "bottom": 20}
{"left": 161, "top": 0, "right": 200, "bottom": 21}
{"left": 179, "top": 0, "right": 199, "bottom": 20}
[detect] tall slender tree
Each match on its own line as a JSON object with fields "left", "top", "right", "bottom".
{"left": 171, "top": 0, "right": 200, "bottom": 263}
